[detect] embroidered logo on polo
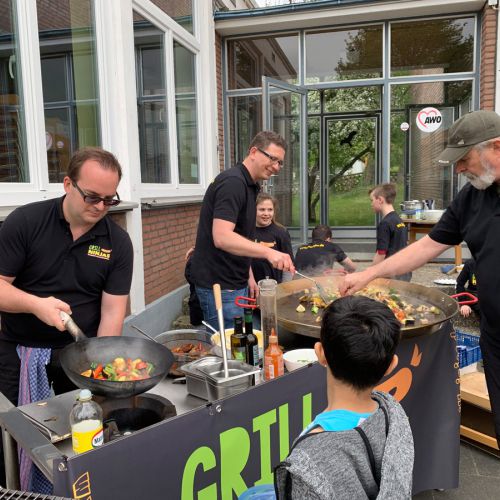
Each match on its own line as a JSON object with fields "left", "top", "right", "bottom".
{"left": 87, "top": 244, "right": 112, "bottom": 260}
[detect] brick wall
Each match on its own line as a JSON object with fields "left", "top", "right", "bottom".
{"left": 141, "top": 203, "right": 201, "bottom": 304}
{"left": 480, "top": 5, "right": 497, "bottom": 110}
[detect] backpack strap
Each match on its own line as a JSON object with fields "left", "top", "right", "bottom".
{"left": 353, "top": 405, "right": 390, "bottom": 498}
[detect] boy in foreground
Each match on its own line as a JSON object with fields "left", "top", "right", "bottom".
{"left": 274, "top": 296, "right": 414, "bottom": 499}
{"left": 369, "top": 183, "right": 411, "bottom": 281}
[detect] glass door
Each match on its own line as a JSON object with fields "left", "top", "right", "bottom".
{"left": 262, "top": 76, "right": 308, "bottom": 244}
{"left": 324, "top": 114, "right": 380, "bottom": 229}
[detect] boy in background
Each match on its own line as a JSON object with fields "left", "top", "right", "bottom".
{"left": 294, "top": 224, "right": 356, "bottom": 275}
{"left": 274, "top": 296, "right": 414, "bottom": 499}
{"left": 369, "top": 183, "right": 411, "bottom": 281}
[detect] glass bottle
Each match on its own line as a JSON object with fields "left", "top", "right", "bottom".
{"left": 70, "top": 389, "right": 104, "bottom": 454}
{"left": 264, "top": 333, "right": 284, "bottom": 381}
{"left": 244, "top": 308, "right": 259, "bottom": 366}
{"left": 230, "top": 316, "right": 247, "bottom": 361}
{"left": 258, "top": 278, "right": 278, "bottom": 352}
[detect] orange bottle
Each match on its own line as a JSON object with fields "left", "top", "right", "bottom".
{"left": 264, "top": 334, "right": 284, "bottom": 380}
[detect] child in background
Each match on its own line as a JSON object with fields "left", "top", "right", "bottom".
{"left": 252, "top": 193, "right": 294, "bottom": 284}
{"left": 369, "top": 183, "right": 411, "bottom": 282}
{"left": 456, "top": 258, "right": 480, "bottom": 319}
{"left": 294, "top": 224, "right": 356, "bottom": 275}
{"left": 274, "top": 295, "right": 414, "bottom": 499}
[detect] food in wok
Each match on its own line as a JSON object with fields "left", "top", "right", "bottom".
{"left": 296, "top": 286, "right": 441, "bottom": 326}
{"left": 81, "top": 357, "right": 154, "bottom": 381}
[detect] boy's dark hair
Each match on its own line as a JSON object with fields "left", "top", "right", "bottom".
{"left": 320, "top": 295, "right": 401, "bottom": 390}
{"left": 248, "top": 131, "right": 287, "bottom": 153}
{"left": 311, "top": 224, "right": 332, "bottom": 241}
{"left": 369, "top": 183, "right": 397, "bottom": 204}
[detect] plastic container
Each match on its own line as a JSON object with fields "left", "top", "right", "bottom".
{"left": 456, "top": 331, "right": 482, "bottom": 368}
{"left": 70, "top": 389, "right": 104, "bottom": 454}
{"left": 258, "top": 278, "right": 278, "bottom": 352}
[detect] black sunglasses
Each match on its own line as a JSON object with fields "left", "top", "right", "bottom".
{"left": 257, "top": 147, "right": 284, "bottom": 167}
{"left": 72, "top": 181, "right": 121, "bottom": 207}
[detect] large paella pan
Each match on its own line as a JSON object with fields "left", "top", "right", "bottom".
{"left": 276, "top": 276, "right": 459, "bottom": 339}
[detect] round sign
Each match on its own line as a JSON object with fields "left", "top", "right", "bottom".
{"left": 400, "top": 122, "right": 410, "bottom": 132}
{"left": 416, "top": 107, "right": 442, "bottom": 133}
{"left": 56, "top": 140, "right": 64, "bottom": 149}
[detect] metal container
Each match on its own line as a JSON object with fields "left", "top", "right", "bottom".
{"left": 197, "top": 360, "right": 261, "bottom": 402}
{"left": 400, "top": 200, "right": 424, "bottom": 211}
{"left": 155, "top": 329, "right": 213, "bottom": 376}
{"left": 180, "top": 356, "right": 221, "bottom": 400}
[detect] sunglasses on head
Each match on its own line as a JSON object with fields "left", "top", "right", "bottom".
{"left": 72, "top": 181, "right": 121, "bottom": 206}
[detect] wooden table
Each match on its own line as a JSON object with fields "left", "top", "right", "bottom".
{"left": 401, "top": 218, "right": 462, "bottom": 266}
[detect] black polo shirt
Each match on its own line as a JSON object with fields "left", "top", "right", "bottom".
{"left": 191, "top": 163, "right": 260, "bottom": 289}
{"left": 429, "top": 183, "right": 500, "bottom": 335}
{"left": 294, "top": 240, "right": 347, "bottom": 273}
{"left": 376, "top": 211, "right": 408, "bottom": 257}
{"left": 251, "top": 223, "right": 294, "bottom": 283}
{"left": 0, "top": 197, "right": 133, "bottom": 348}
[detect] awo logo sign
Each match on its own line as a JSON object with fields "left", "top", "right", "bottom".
{"left": 416, "top": 107, "right": 442, "bottom": 133}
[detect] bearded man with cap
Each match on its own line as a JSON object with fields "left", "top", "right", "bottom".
{"left": 338, "top": 110, "right": 500, "bottom": 447}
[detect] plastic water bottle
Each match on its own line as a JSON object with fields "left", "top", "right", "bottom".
{"left": 70, "top": 389, "right": 104, "bottom": 454}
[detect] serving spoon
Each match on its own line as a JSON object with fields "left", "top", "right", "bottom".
{"left": 294, "top": 271, "right": 331, "bottom": 305}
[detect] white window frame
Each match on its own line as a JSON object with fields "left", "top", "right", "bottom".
{"left": 131, "top": 0, "right": 216, "bottom": 201}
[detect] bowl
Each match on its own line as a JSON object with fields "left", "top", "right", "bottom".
{"left": 421, "top": 209, "right": 444, "bottom": 222}
{"left": 283, "top": 348, "right": 318, "bottom": 372}
{"left": 211, "top": 329, "right": 263, "bottom": 360}
{"left": 155, "top": 329, "right": 213, "bottom": 376}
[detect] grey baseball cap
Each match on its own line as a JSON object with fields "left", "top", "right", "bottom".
{"left": 436, "top": 110, "right": 500, "bottom": 166}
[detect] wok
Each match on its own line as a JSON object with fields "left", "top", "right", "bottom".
{"left": 277, "top": 276, "right": 459, "bottom": 339}
{"left": 60, "top": 336, "right": 175, "bottom": 398}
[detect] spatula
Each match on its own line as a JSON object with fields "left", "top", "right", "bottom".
{"left": 295, "top": 271, "right": 331, "bottom": 305}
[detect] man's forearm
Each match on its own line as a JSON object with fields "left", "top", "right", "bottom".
{"left": 214, "top": 229, "right": 270, "bottom": 259}
{"left": 0, "top": 278, "right": 41, "bottom": 314}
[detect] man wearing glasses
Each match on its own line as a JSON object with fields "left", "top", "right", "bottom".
{"left": 190, "top": 131, "right": 295, "bottom": 330}
{"left": 0, "top": 146, "right": 133, "bottom": 410}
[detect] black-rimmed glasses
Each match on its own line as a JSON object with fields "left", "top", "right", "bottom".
{"left": 257, "top": 147, "right": 284, "bottom": 167}
{"left": 72, "top": 181, "right": 121, "bottom": 206}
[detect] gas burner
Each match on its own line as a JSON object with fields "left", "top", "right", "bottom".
{"left": 95, "top": 393, "right": 176, "bottom": 442}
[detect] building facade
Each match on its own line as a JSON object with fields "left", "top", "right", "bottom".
{"left": 0, "top": 0, "right": 498, "bottom": 330}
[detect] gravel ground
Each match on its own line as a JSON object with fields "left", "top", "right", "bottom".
{"left": 354, "top": 260, "right": 480, "bottom": 335}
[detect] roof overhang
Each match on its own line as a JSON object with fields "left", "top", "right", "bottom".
{"left": 215, "top": 0, "right": 487, "bottom": 36}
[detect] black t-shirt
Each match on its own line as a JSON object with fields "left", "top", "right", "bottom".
{"left": 294, "top": 240, "right": 347, "bottom": 273}
{"left": 429, "top": 182, "right": 500, "bottom": 335}
{"left": 376, "top": 211, "right": 408, "bottom": 257}
{"left": 0, "top": 197, "right": 133, "bottom": 348}
{"left": 191, "top": 163, "right": 260, "bottom": 289}
{"left": 456, "top": 259, "right": 477, "bottom": 295}
{"left": 251, "top": 223, "right": 294, "bottom": 283}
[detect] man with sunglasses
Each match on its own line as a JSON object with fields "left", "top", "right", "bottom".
{"left": 190, "top": 131, "right": 295, "bottom": 330}
{"left": 0, "top": 147, "right": 133, "bottom": 417}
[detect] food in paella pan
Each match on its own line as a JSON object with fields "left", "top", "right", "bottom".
{"left": 81, "top": 357, "right": 154, "bottom": 381}
{"left": 297, "top": 286, "right": 441, "bottom": 326}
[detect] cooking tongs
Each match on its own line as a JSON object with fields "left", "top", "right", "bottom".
{"left": 295, "top": 271, "right": 331, "bottom": 305}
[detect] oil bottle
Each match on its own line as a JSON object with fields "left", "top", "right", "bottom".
{"left": 230, "top": 316, "right": 247, "bottom": 361}
{"left": 244, "top": 308, "right": 259, "bottom": 366}
{"left": 70, "top": 389, "right": 104, "bottom": 454}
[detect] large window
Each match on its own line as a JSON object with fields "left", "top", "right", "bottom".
{"left": 174, "top": 41, "right": 199, "bottom": 183}
{"left": 37, "top": 0, "right": 101, "bottom": 183}
{"left": 134, "top": 13, "right": 170, "bottom": 184}
{"left": 391, "top": 18, "right": 474, "bottom": 77}
{"left": 305, "top": 26, "right": 383, "bottom": 83}
{"left": 227, "top": 34, "right": 299, "bottom": 89}
{"left": 0, "top": 0, "right": 27, "bottom": 182}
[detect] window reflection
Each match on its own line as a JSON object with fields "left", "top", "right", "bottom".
{"left": 134, "top": 12, "right": 170, "bottom": 184}
{"left": 174, "top": 42, "right": 198, "bottom": 184}
{"left": 391, "top": 18, "right": 474, "bottom": 76}
{"left": 0, "top": 0, "right": 28, "bottom": 182}
{"left": 37, "top": 0, "right": 100, "bottom": 183}
{"left": 305, "top": 26, "right": 383, "bottom": 83}
{"left": 227, "top": 35, "right": 299, "bottom": 89}
{"left": 150, "top": 0, "right": 193, "bottom": 35}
